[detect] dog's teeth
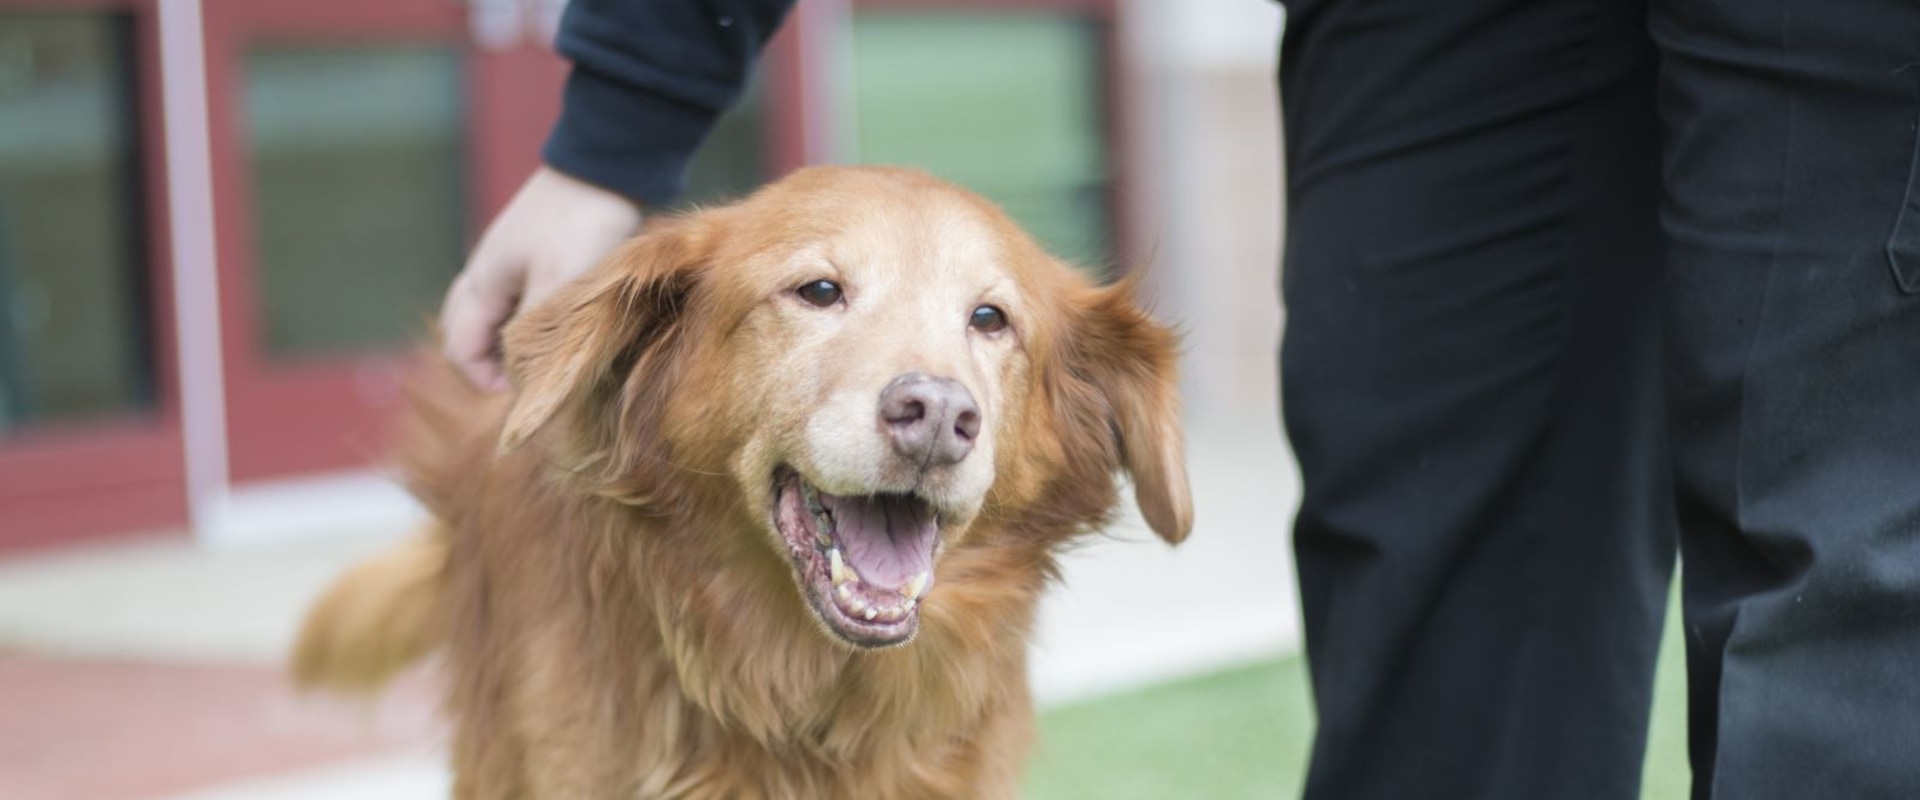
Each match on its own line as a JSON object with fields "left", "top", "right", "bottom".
{"left": 829, "top": 548, "right": 854, "bottom": 586}
{"left": 863, "top": 607, "right": 877, "bottom": 621}
{"left": 838, "top": 584, "right": 855, "bottom": 599}
{"left": 903, "top": 571, "right": 931, "bottom": 601}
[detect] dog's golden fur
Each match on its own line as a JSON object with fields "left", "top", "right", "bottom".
{"left": 293, "top": 167, "right": 1190, "bottom": 799}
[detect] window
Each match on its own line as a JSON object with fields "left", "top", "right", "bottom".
{"left": 0, "top": 13, "right": 153, "bottom": 432}
{"left": 243, "top": 45, "right": 464, "bottom": 359}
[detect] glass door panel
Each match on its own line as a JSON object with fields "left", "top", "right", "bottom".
{"left": 245, "top": 45, "right": 463, "bottom": 358}
{"left": 0, "top": 13, "right": 152, "bottom": 432}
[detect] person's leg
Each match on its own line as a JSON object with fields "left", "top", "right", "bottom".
{"left": 1279, "top": 1, "right": 1673, "bottom": 797}
{"left": 1651, "top": 1, "right": 1920, "bottom": 797}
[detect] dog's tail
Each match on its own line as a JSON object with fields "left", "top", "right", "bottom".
{"left": 291, "top": 526, "right": 447, "bottom": 693}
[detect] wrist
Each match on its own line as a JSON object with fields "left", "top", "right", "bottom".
{"left": 532, "top": 165, "right": 644, "bottom": 234}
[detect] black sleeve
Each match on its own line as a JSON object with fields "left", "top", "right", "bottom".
{"left": 541, "top": 0, "right": 797, "bottom": 206}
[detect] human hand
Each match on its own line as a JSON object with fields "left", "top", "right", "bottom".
{"left": 440, "top": 166, "right": 644, "bottom": 391}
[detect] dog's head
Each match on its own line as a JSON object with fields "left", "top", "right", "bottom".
{"left": 498, "top": 166, "right": 1190, "bottom": 649}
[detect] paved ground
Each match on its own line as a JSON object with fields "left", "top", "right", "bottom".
{"left": 0, "top": 417, "right": 1300, "bottom": 800}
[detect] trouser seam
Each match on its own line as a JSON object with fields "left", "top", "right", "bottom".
{"left": 1885, "top": 76, "right": 1920, "bottom": 294}
{"left": 1700, "top": 4, "right": 1797, "bottom": 798}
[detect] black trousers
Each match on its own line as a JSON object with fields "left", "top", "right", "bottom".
{"left": 1278, "top": 1, "right": 1920, "bottom": 798}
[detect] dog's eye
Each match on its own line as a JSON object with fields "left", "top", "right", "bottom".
{"left": 969, "top": 305, "right": 1009, "bottom": 334}
{"left": 796, "top": 279, "right": 843, "bottom": 307}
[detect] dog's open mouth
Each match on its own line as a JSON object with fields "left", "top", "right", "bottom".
{"left": 773, "top": 468, "right": 939, "bottom": 648}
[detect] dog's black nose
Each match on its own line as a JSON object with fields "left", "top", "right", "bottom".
{"left": 879, "top": 373, "right": 980, "bottom": 467}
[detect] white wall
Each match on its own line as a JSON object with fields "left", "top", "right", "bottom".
{"left": 1125, "top": 0, "right": 1288, "bottom": 426}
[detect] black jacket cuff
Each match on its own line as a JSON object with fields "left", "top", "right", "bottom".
{"left": 541, "top": 65, "right": 715, "bottom": 207}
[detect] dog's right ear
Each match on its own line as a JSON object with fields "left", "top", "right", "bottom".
{"left": 496, "top": 220, "right": 705, "bottom": 457}
{"left": 1051, "top": 274, "right": 1193, "bottom": 545}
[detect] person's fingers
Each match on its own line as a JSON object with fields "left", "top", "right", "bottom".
{"left": 438, "top": 166, "right": 643, "bottom": 392}
{"left": 441, "top": 274, "right": 515, "bottom": 392}
{"left": 445, "top": 245, "right": 587, "bottom": 391}
{"left": 523, "top": 240, "right": 612, "bottom": 309}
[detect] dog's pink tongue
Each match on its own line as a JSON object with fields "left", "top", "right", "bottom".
{"left": 822, "top": 493, "right": 936, "bottom": 589}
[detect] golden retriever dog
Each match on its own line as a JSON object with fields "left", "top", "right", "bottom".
{"left": 292, "top": 166, "right": 1191, "bottom": 799}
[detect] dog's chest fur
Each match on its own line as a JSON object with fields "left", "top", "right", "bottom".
{"left": 440, "top": 497, "right": 1047, "bottom": 800}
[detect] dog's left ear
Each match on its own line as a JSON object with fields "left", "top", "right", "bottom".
{"left": 1059, "top": 276, "right": 1194, "bottom": 544}
{"left": 496, "top": 220, "right": 705, "bottom": 460}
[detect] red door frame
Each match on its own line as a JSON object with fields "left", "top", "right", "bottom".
{"left": 201, "top": 0, "right": 562, "bottom": 483}
{"left": 0, "top": 0, "right": 188, "bottom": 552}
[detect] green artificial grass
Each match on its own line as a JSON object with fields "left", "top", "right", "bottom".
{"left": 1639, "top": 588, "right": 1693, "bottom": 800}
{"left": 1027, "top": 593, "right": 1693, "bottom": 799}
{"left": 1026, "top": 659, "right": 1312, "bottom": 799}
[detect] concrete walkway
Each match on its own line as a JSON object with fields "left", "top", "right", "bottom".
{"left": 0, "top": 417, "right": 1301, "bottom": 800}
